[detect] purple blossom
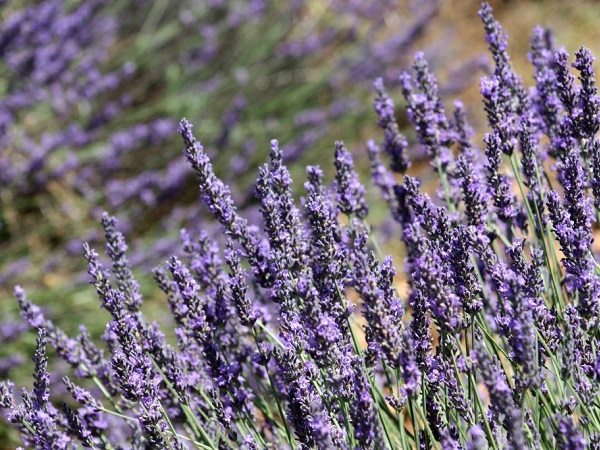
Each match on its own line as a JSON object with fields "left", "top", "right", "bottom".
{"left": 61, "top": 402, "right": 93, "bottom": 447}
{"left": 400, "top": 52, "right": 454, "bottom": 170}
{"left": 333, "top": 141, "right": 368, "bottom": 218}
{"left": 556, "top": 415, "right": 586, "bottom": 450}
{"left": 373, "top": 78, "right": 411, "bottom": 173}
{"left": 450, "top": 225, "right": 483, "bottom": 316}
{"left": 484, "top": 131, "right": 521, "bottom": 226}
{"left": 224, "top": 241, "right": 258, "bottom": 327}
{"left": 4, "top": 2, "right": 600, "bottom": 448}
{"left": 180, "top": 118, "right": 272, "bottom": 287}
{"left": 101, "top": 213, "right": 142, "bottom": 312}
{"left": 479, "top": 2, "right": 529, "bottom": 149}
{"left": 572, "top": 47, "right": 600, "bottom": 146}
{"left": 456, "top": 147, "right": 490, "bottom": 228}
{"left": 529, "top": 25, "right": 562, "bottom": 143}
{"left": 474, "top": 340, "right": 525, "bottom": 449}
{"left": 32, "top": 328, "right": 50, "bottom": 412}
{"left": 366, "top": 139, "right": 400, "bottom": 222}
{"left": 352, "top": 223, "right": 404, "bottom": 366}
{"left": 547, "top": 158, "right": 599, "bottom": 319}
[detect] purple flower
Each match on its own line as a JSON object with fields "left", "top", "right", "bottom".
{"left": 373, "top": 78, "right": 410, "bottom": 173}
{"left": 529, "top": 25, "right": 562, "bottom": 143}
{"left": 348, "top": 357, "right": 384, "bottom": 448}
{"left": 556, "top": 415, "right": 586, "bottom": 450}
{"left": 101, "top": 213, "right": 142, "bottom": 312}
{"left": 484, "top": 131, "right": 521, "bottom": 226}
{"left": 32, "top": 328, "right": 50, "bottom": 411}
{"left": 255, "top": 139, "right": 305, "bottom": 275}
{"left": 352, "top": 223, "right": 405, "bottom": 366}
{"left": 456, "top": 147, "right": 490, "bottom": 228}
{"left": 333, "top": 141, "right": 368, "bottom": 218}
{"left": 400, "top": 52, "right": 454, "bottom": 170}
{"left": 366, "top": 139, "right": 401, "bottom": 222}
{"left": 479, "top": 2, "right": 529, "bottom": 150}
{"left": 224, "top": 241, "right": 258, "bottom": 327}
{"left": 572, "top": 47, "right": 600, "bottom": 146}
{"left": 547, "top": 151, "right": 599, "bottom": 319}
{"left": 474, "top": 338, "right": 525, "bottom": 449}
{"left": 62, "top": 377, "right": 103, "bottom": 411}
{"left": 273, "top": 345, "right": 344, "bottom": 448}
{"left": 180, "top": 118, "right": 271, "bottom": 287}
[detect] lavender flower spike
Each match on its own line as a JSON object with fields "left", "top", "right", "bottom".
{"left": 32, "top": 328, "right": 50, "bottom": 412}
{"left": 333, "top": 141, "right": 368, "bottom": 218}
{"left": 100, "top": 212, "right": 142, "bottom": 311}
{"left": 179, "top": 118, "right": 240, "bottom": 230}
{"left": 179, "top": 118, "right": 272, "bottom": 287}
{"left": 373, "top": 78, "right": 410, "bottom": 173}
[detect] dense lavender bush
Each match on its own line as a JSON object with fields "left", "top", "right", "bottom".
{"left": 0, "top": 0, "right": 463, "bottom": 297}
{"left": 0, "top": 0, "right": 462, "bottom": 399}
{"left": 3, "top": 2, "right": 600, "bottom": 449}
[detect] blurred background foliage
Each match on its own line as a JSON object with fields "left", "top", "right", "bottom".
{"left": 1, "top": 0, "right": 600, "bottom": 445}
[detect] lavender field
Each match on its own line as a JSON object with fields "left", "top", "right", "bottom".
{"left": 1, "top": 0, "right": 600, "bottom": 448}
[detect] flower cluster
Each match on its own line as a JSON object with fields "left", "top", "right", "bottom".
{"left": 0, "top": 0, "right": 469, "bottom": 299}
{"left": 2, "top": 2, "right": 600, "bottom": 449}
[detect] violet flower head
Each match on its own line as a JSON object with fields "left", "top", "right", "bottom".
{"left": 479, "top": 2, "right": 528, "bottom": 111}
{"left": 366, "top": 139, "right": 400, "bottom": 221}
{"left": 400, "top": 52, "right": 453, "bottom": 169}
{"left": 273, "top": 346, "right": 343, "bottom": 448}
{"left": 179, "top": 118, "right": 239, "bottom": 229}
{"left": 62, "top": 403, "right": 93, "bottom": 448}
{"left": 373, "top": 77, "right": 410, "bottom": 173}
{"left": 255, "top": 138, "right": 305, "bottom": 274}
{"left": 333, "top": 141, "right": 368, "bottom": 218}
{"left": 110, "top": 347, "right": 159, "bottom": 404}
{"left": 572, "top": 47, "right": 600, "bottom": 143}
{"left": 450, "top": 225, "right": 483, "bottom": 316}
{"left": 32, "top": 328, "right": 50, "bottom": 412}
{"left": 475, "top": 341, "right": 525, "bottom": 449}
{"left": 348, "top": 358, "right": 384, "bottom": 449}
{"left": 556, "top": 415, "right": 586, "bottom": 450}
{"left": 547, "top": 153, "right": 599, "bottom": 319}
{"left": 180, "top": 118, "right": 272, "bottom": 287}
{"left": 166, "top": 256, "right": 209, "bottom": 339}
{"left": 529, "top": 25, "right": 562, "bottom": 142}
{"left": 554, "top": 49, "right": 578, "bottom": 118}
{"left": 101, "top": 212, "right": 142, "bottom": 312}
{"left": 304, "top": 166, "right": 343, "bottom": 295}
{"left": 479, "top": 3, "right": 530, "bottom": 160}
{"left": 62, "top": 377, "right": 103, "bottom": 412}
{"left": 518, "top": 121, "right": 541, "bottom": 189}
{"left": 352, "top": 222, "right": 404, "bottom": 366}
{"left": 14, "top": 285, "right": 46, "bottom": 330}
{"left": 456, "top": 147, "right": 490, "bottom": 228}
{"left": 224, "top": 240, "right": 257, "bottom": 327}
{"left": 479, "top": 2, "right": 509, "bottom": 66}
{"left": 484, "top": 132, "right": 519, "bottom": 225}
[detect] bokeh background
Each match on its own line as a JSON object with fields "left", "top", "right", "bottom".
{"left": 1, "top": 0, "right": 599, "bottom": 446}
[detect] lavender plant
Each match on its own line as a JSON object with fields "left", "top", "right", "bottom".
{"left": 3, "top": 2, "right": 600, "bottom": 449}
{"left": 0, "top": 0, "right": 462, "bottom": 299}
{"left": 0, "top": 0, "right": 464, "bottom": 400}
